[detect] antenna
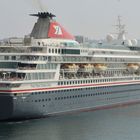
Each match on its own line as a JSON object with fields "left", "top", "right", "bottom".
{"left": 117, "top": 16, "right": 125, "bottom": 33}
{"left": 114, "top": 16, "right": 127, "bottom": 40}
{"left": 113, "top": 16, "right": 126, "bottom": 35}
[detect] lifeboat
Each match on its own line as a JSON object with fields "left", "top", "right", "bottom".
{"left": 62, "top": 64, "right": 79, "bottom": 73}
{"left": 79, "top": 64, "right": 94, "bottom": 73}
{"left": 127, "top": 64, "right": 139, "bottom": 72}
{"left": 94, "top": 64, "right": 107, "bottom": 73}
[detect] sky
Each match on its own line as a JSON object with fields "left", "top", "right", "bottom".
{"left": 0, "top": 0, "right": 140, "bottom": 39}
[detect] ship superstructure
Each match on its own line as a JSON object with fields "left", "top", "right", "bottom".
{"left": 0, "top": 12, "right": 140, "bottom": 120}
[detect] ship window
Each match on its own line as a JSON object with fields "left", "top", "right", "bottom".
{"left": 49, "top": 49, "right": 51, "bottom": 53}
{"left": 55, "top": 49, "right": 57, "bottom": 53}
{"left": 38, "top": 42, "right": 41, "bottom": 46}
{"left": 5, "top": 56, "right": 9, "bottom": 60}
{"left": 12, "top": 56, "right": 16, "bottom": 60}
{"left": 52, "top": 49, "right": 54, "bottom": 53}
{"left": 58, "top": 49, "right": 61, "bottom": 54}
{"left": 62, "top": 49, "right": 80, "bottom": 55}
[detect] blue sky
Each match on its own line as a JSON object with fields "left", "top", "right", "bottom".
{"left": 0, "top": 0, "right": 140, "bottom": 39}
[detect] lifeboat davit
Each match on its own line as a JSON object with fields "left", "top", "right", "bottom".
{"left": 127, "top": 64, "right": 139, "bottom": 72}
{"left": 94, "top": 64, "right": 107, "bottom": 73}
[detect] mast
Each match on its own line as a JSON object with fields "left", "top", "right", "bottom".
{"left": 115, "top": 16, "right": 126, "bottom": 40}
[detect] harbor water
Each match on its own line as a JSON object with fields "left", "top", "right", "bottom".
{"left": 1, "top": 104, "right": 140, "bottom": 140}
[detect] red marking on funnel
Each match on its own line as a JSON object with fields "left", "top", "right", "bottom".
{"left": 48, "top": 21, "right": 75, "bottom": 40}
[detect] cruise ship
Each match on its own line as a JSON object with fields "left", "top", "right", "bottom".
{"left": 0, "top": 12, "right": 140, "bottom": 121}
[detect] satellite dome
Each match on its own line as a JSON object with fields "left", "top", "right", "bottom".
{"left": 131, "top": 39, "right": 138, "bottom": 46}
{"left": 124, "top": 40, "right": 132, "bottom": 46}
{"left": 106, "top": 34, "right": 114, "bottom": 43}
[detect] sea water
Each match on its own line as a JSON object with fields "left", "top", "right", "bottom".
{"left": 0, "top": 104, "right": 140, "bottom": 140}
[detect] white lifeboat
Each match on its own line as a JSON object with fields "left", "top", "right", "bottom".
{"left": 127, "top": 64, "right": 139, "bottom": 72}
{"left": 94, "top": 64, "right": 107, "bottom": 73}
{"left": 79, "top": 64, "right": 94, "bottom": 73}
{"left": 62, "top": 64, "right": 79, "bottom": 73}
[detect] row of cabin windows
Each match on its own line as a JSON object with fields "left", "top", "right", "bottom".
{"left": 22, "top": 84, "right": 140, "bottom": 104}
{"left": 48, "top": 48, "right": 80, "bottom": 55}
{"left": 92, "top": 50, "right": 140, "bottom": 56}
{"left": 5, "top": 56, "right": 16, "bottom": 60}
{"left": 32, "top": 95, "right": 130, "bottom": 107}
{"left": 35, "top": 98, "right": 51, "bottom": 103}
{"left": 55, "top": 92, "right": 111, "bottom": 100}
{"left": 58, "top": 77, "right": 133, "bottom": 86}
{"left": 47, "top": 55, "right": 140, "bottom": 63}
{"left": 25, "top": 73, "right": 55, "bottom": 80}
{"left": 31, "top": 90, "right": 130, "bottom": 103}
{"left": 31, "top": 87, "right": 109, "bottom": 95}
{"left": 41, "top": 96, "right": 130, "bottom": 108}
{"left": 81, "top": 50, "right": 88, "bottom": 53}
{"left": 48, "top": 48, "right": 61, "bottom": 54}
{"left": 37, "top": 64, "right": 57, "bottom": 70}
{"left": 32, "top": 92, "right": 111, "bottom": 103}
{"left": 3, "top": 55, "right": 140, "bottom": 64}
{"left": 31, "top": 83, "right": 140, "bottom": 95}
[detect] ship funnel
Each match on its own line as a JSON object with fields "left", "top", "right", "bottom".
{"left": 30, "top": 12, "right": 74, "bottom": 40}
{"left": 30, "top": 12, "right": 55, "bottom": 39}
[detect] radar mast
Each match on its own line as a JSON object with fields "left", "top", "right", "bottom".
{"left": 115, "top": 16, "right": 126, "bottom": 40}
